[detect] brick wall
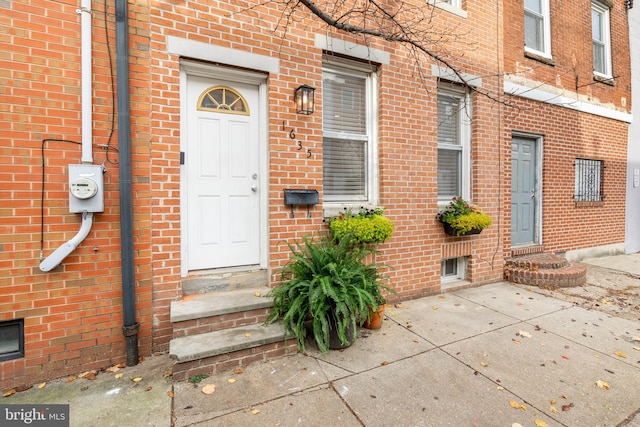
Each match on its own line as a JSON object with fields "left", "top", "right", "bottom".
{"left": 0, "top": 0, "right": 152, "bottom": 390}
{"left": 503, "top": 0, "right": 630, "bottom": 254}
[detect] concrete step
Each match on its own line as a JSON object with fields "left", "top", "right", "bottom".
{"left": 169, "top": 284, "right": 298, "bottom": 381}
{"left": 504, "top": 253, "right": 587, "bottom": 288}
{"left": 171, "top": 287, "right": 273, "bottom": 323}
{"left": 170, "top": 322, "right": 289, "bottom": 363}
{"left": 181, "top": 269, "right": 268, "bottom": 296}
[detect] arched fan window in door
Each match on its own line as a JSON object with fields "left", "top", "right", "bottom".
{"left": 197, "top": 86, "right": 250, "bottom": 115}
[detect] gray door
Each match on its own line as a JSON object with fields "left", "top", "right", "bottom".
{"left": 511, "top": 137, "right": 538, "bottom": 246}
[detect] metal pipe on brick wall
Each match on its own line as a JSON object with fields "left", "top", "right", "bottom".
{"left": 81, "top": 0, "right": 92, "bottom": 163}
{"left": 115, "top": 0, "right": 139, "bottom": 366}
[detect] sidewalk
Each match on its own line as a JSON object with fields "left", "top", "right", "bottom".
{"left": 5, "top": 253, "right": 640, "bottom": 427}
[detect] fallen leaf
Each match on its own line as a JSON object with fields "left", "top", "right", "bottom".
{"left": 438, "top": 295, "right": 446, "bottom": 299}
{"left": 78, "top": 371, "right": 96, "bottom": 378}
{"left": 600, "top": 300, "right": 611, "bottom": 305}
{"left": 132, "top": 377, "right": 143, "bottom": 383}
{"left": 550, "top": 399, "right": 556, "bottom": 404}
{"left": 562, "top": 355, "right": 569, "bottom": 360}
{"left": 496, "top": 386, "right": 504, "bottom": 390}
{"left": 3, "top": 389, "right": 16, "bottom": 397}
{"left": 381, "top": 361, "right": 389, "bottom": 366}
{"left": 145, "top": 386, "right": 153, "bottom": 392}
{"left": 106, "top": 365, "right": 121, "bottom": 373}
{"left": 517, "top": 330, "right": 532, "bottom": 338}
{"left": 167, "top": 391, "right": 174, "bottom": 398}
{"left": 227, "top": 378, "right": 236, "bottom": 384}
{"left": 614, "top": 351, "right": 628, "bottom": 359}
{"left": 562, "top": 403, "right": 574, "bottom": 411}
{"left": 234, "top": 368, "right": 244, "bottom": 375}
{"left": 512, "top": 424, "right": 524, "bottom": 427}
{"left": 15, "top": 385, "right": 31, "bottom": 393}
{"left": 254, "top": 292, "right": 261, "bottom": 297}
{"left": 244, "top": 333, "right": 251, "bottom": 337}
{"left": 251, "top": 409, "right": 260, "bottom": 415}
{"left": 163, "top": 370, "right": 172, "bottom": 378}
{"left": 535, "top": 420, "right": 549, "bottom": 427}
{"left": 394, "top": 303, "right": 405, "bottom": 309}
{"left": 66, "top": 376, "right": 76, "bottom": 383}
{"left": 633, "top": 346, "right": 640, "bottom": 352}
{"left": 509, "top": 399, "right": 527, "bottom": 410}
{"left": 115, "top": 373, "right": 124, "bottom": 379}
{"left": 432, "top": 306, "right": 439, "bottom": 310}
{"left": 512, "top": 339, "right": 521, "bottom": 344}
{"left": 480, "top": 362, "right": 488, "bottom": 367}
{"left": 596, "top": 380, "right": 610, "bottom": 390}
{"left": 85, "top": 372, "right": 96, "bottom": 380}
{"left": 550, "top": 406, "right": 559, "bottom": 413}
{"left": 37, "top": 382, "right": 46, "bottom": 389}
{"left": 202, "top": 384, "right": 216, "bottom": 395}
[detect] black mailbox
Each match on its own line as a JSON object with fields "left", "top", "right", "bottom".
{"left": 283, "top": 189, "right": 319, "bottom": 217}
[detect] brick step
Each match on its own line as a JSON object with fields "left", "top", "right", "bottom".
{"left": 169, "top": 323, "right": 296, "bottom": 381}
{"left": 504, "top": 253, "right": 586, "bottom": 288}
{"left": 505, "top": 252, "right": 569, "bottom": 270}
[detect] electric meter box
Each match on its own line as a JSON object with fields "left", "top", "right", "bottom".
{"left": 68, "top": 164, "right": 104, "bottom": 213}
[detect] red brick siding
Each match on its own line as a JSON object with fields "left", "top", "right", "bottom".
{"left": 0, "top": 0, "right": 152, "bottom": 390}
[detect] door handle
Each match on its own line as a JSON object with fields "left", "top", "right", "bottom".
{"left": 251, "top": 186, "right": 258, "bottom": 193}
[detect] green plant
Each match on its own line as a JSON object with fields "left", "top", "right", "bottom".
{"left": 436, "top": 197, "right": 492, "bottom": 236}
{"left": 326, "top": 207, "right": 394, "bottom": 245}
{"left": 265, "top": 233, "right": 394, "bottom": 353}
{"left": 189, "top": 373, "right": 209, "bottom": 384}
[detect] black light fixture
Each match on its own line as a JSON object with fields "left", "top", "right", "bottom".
{"left": 294, "top": 84, "right": 315, "bottom": 115}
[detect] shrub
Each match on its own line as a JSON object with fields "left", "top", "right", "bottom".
{"left": 436, "top": 197, "right": 492, "bottom": 236}
{"left": 327, "top": 207, "right": 394, "bottom": 245}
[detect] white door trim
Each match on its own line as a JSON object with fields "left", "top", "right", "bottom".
{"left": 179, "top": 60, "right": 269, "bottom": 277}
{"left": 511, "top": 132, "right": 543, "bottom": 247}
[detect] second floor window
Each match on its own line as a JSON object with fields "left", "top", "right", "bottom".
{"left": 524, "top": 0, "right": 551, "bottom": 58}
{"left": 592, "top": 1, "right": 612, "bottom": 78}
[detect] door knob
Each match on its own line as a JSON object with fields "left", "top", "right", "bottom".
{"left": 251, "top": 186, "right": 258, "bottom": 192}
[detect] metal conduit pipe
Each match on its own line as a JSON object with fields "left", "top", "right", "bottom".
{"left": 115, "top": 0, "right": 139, "bottom": 366}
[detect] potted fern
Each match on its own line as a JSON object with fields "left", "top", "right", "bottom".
{"left": 265, "top": 233, "right": 393, "bottom": 352}
{"left": 436, "top": 197, "right": 492, "bottom": 236}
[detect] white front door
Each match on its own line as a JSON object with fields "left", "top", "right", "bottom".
{"left": 185, "top": 75, "right": 261, "bottom": 271}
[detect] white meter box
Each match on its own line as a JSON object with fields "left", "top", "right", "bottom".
{"left": 68, "top": 164, "right": 104, "bottom": 213}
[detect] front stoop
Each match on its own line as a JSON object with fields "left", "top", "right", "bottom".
{"left": 504, "top": 252, "right": 587, "bottom": 289}
{"left": 169, "top": 286, "right": 296, "bottom": 381}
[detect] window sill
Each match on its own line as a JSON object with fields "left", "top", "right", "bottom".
{"left": 593, "top": 74, "right": 615, "bottom": 86}
{"left": 574, "top": 201, "right": 605, "bottom": 208}
{"left": 427, "top": 0, "right": 467, "bottom": 19}
{"left": 524, "top": 50, "right": 555, "bottom": 66}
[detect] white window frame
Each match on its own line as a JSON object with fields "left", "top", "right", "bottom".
{"left": 524, "top": 0, "right": 552, "bottom": 59}
{"left": 592, "top": 1, "right": 612, "bottom": 78}
{"left": 441, "top": 257, "right": 467, "bottom": 283}
{"left": 427, "top": 0, "right": 467, "bottom": 18}
{"left": 322, "top": 57, "right": 379, "bottom": 211}
{"left": 437, "top": 83, "right": 471, "bottom": 205}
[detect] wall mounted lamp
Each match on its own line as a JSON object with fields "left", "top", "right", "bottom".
{"left": 294, "top": 84, "right": 315, "bottom": 115}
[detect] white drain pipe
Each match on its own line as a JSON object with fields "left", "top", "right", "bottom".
{"left": 39, "top": 213, "right": 94, "bottom": 272}
{"left": 39, "top": 0, "right": 94, "bottom": 272}
{"left": 80, "top": 0, "right": 93, "bottom": 163}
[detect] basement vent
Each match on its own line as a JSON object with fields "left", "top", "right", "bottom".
{"left": 0, "top": 319, "right": 24, "bottom": 362}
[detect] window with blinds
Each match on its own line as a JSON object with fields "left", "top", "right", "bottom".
{"left": 322, "top": 65, "right": 372, "bottom": 201}
{"left": 437, "top": 89, "right": 466, "bottom": 200}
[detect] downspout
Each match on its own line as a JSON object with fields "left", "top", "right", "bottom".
{"left": 115, "top": 0, "right": 139, "bottom": 366}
